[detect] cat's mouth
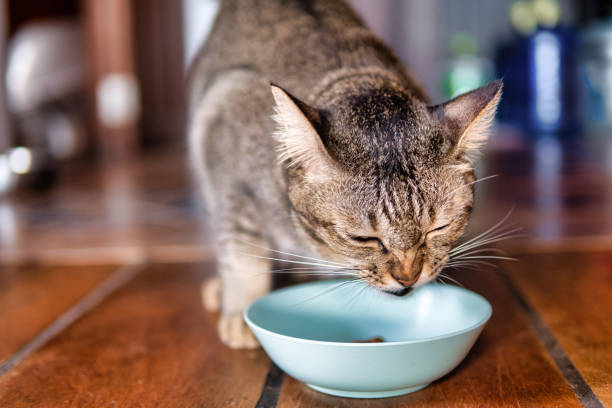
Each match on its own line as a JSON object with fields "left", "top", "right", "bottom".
{"left": 386, "top": 286, "right": 413, "bottom": 297}
{"left": 375, "top": 275, "right": 416, "bottom": 297}
{"left": 378, "top": 267, "right": 437, "bottom": 296}
{"left": 358, "top": 267, "right": 429, "bottom": 296}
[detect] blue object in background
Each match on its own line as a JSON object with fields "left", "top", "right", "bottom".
{"left": 496, "top": 26, "right": 582, "bottom": 136}
{"left": 581, "top": 17, "right": 612, "bottom": 132}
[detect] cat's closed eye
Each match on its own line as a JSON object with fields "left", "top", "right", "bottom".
{"left": 427, "top": 223, "right": 450, "bottom": 236}
{"left": 349, "top": 235, "right": 388, "bottom": 253}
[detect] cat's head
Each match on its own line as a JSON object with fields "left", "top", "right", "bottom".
{"left": 271, "top": 79, "right": 502, "bottom": 295}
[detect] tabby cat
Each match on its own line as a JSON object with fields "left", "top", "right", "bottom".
{"left": 188, "top": 0, "right": 502, "bottom": 348}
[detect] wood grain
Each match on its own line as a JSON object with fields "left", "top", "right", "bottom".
{"left": 507, "top": 251, "right": 612, "bottom": 406}
{"left": 0, "top": 263, "right": 271, "bottom": 408}
{"left": 277, "top": 268, "right": 582, "bottom": 407}
{"left": 2, "top": 135, "right": 612, "bottom": 406}
{"left": 0, "top": 265, "right": 115, "bottom": 365}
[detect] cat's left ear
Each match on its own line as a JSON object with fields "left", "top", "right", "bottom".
{"left": 270, "top": 84, "right": 340, "bottom": 180}
{"left": 428, "top": 80, "right": 502, "bottom": 159}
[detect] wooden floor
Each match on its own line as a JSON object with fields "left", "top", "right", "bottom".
{"left": 0, "top": 134, "right": 610, "bottom": 407}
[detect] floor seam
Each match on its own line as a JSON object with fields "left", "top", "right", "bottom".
{"left": 254, "top": 362, "right": 285, "bottom": 408}
{"left": 500, "top": 269, "right": 605, "bottom": 408}
{"left": 0, "top": 263, "right": 147, "bottom": 377}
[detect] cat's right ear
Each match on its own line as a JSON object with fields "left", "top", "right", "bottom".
{"left": 270, "top": 84, "right": 339, "bottom": 181}
{"left": 428, "top": 80, "right": 503, "bottom": 160}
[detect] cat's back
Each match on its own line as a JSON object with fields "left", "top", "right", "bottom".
{"left": 187, "top": 0, "right": 417, "bottom": 108}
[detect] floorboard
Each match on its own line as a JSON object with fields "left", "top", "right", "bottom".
{"left": 276, "top": 268, "right": 582, "bottom": 407}
{"left": 0, "top": 263, "right": 271, "bottom": 408}
{"left": 0, "top": 265, "right": 116, "bottom": 366}
{"left": 506, "top": 251, "right": 612, "bottom": 406}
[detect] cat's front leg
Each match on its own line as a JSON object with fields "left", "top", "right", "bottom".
{"left": 214, "top": 235, "right": 271, "bottom": 349}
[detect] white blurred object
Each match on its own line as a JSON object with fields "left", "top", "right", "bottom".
{"left": 182, "top": 0, "right": 219, "bottom": 69}
{"left": 534, "top": 31, "right": 562, "bottom": 128}
{"left": 0, "top": 154, "right": 15, "bottom": 194}
{"left": 5, "top": 20, "right": 84, "bottom": 113}
{"left": 96, "top": 73, "right": 141, "bottom": 128}
{"left": 46, "top": 112, "right": 83, "bottom": 159}
{"left": 8, "top": 147, "right": 32, "bottom": 175}
{"left": 2, "top": 19, "right": 87, "bottom": 193}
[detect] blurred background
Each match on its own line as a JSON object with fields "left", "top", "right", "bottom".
{"left": 1, "top": 0, "right": 612, "bottom": 261}
{"left": 2, "top": 3, "right": 612, "bottom": 404}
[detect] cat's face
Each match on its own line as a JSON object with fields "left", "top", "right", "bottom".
{"left": 287, "top": 159, "right": 474, "bottom": 295}
{"left": 272, "top": 80, "right": 502, "bottom": 295}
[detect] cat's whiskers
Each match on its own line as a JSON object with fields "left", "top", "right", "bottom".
{"left": 452, "top": 255, "right": 517, "bottom": 262}
{"left": 442, "top": 174, "right": 499, "bottom": 203}
{"left": 270, "top": 270, "right": 358, "bottom": 276}
{"left": 236, "top": 238, "right": 350, "bottom": 267}
{"left": 239, "top": 252, "right": 354, "bottom": 269}
{"left": 446, "top": 245, "right": 517, "bottom": 271}
{"left": 436, "top": 276, "right": 449, "bottom": 286}
{"left": 291, "top": 278, "right": 364, "bottom": 307}
{"left": 450, "top": 206, "right": 516, "bottom": 254}
{"left": 445, "top": 259, "right": 497, "bottom": 268}
{"left": 450, "top": 225, "right": 519, "bottom": 254}
{"left": 268, "top": 266, "right": 359, "bottom": 277}
{"left": 237, "top": 240, "right": 346, "bottom": 266}
{"left": 436, "top": 272, "right": 464, "bottom": 287}
{"left": 342, "top": 281, "right": 369, "bottom": 310}
{"left": 269, "top": 266, "right": 355, "bottom": 273}
{"left": 227, "top": 269, "right": 359, "bottom": 280}
{"left": 441, "top": 208, "right": 522, "bottom": 278}
{"left": 449, "top": 227, "right": 523, "bottom": 257}
{"left": 451, "top": 247, "right": 506, "bottom": 257}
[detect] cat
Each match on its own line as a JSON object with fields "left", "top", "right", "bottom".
{"left": 187, "top": 0, "right": 502, "bottom": 348}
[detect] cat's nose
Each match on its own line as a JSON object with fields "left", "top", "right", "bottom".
{"left": 392, "top": 248, "right": 425, "bottom": 286}
{"left": 396, "top": 276, "right": 419, "bottom": 287}
{"left": 391, "top": 262, "right": 422, "bottom": 287}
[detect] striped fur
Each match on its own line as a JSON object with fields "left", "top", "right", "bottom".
{"left": 187, "top": 0, "right": 502, "bottom": 348}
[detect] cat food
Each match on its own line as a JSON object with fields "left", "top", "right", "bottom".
{"left": 352, "top": 336, "right": 385, "bottom": 343}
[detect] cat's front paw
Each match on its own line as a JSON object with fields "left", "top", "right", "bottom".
{"left": 218, "top": 313, "right": 259, "bottom": 349}
{"left": 201, "top": 276, "right": 221, "bottom": 312}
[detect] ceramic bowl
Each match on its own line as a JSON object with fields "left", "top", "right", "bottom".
{"left": 244, "top": 279, "right": 492, "bottom": 398}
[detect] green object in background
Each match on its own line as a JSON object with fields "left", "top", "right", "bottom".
{"left": 245, "top": 280, "right": 492, "bottom": 398}
{"left": 444, "top": 32, "right": 493, "bottom": 98}
{"left": 444, "top": 57, "right": 489, "bottom": 98}
{"left": 450, "top": 32, "right": 477, "bottom": 57}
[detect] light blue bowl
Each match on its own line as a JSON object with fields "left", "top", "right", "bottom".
{"left": 244, "top": 280, "right": 492, "bottom": 399}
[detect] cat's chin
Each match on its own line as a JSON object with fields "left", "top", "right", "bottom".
{"left": 384, "top": 286, "right": 413, "bottom": 297}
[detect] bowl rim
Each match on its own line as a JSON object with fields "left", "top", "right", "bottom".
{"left": 243, "top": 280, "right": 493, "bottom": 347}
